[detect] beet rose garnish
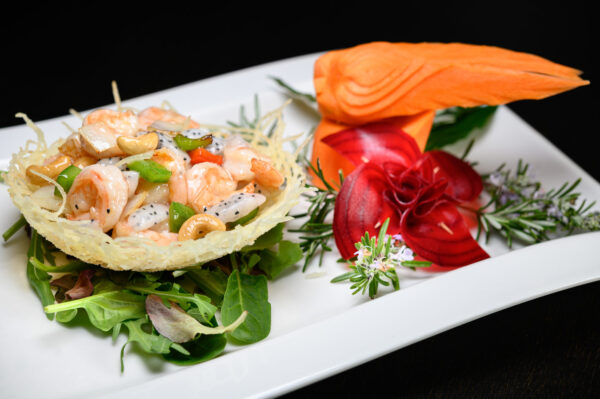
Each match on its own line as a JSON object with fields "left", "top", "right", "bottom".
{"left": 322, "top": 121, "right": 489, "bottom": 267}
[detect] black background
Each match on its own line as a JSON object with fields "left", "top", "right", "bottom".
{"left": 2, "top": 1, "right": 597, "bottom": 397}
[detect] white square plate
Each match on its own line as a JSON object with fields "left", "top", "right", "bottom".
{"left": 1, "top": 53, "right": 599, "bottom": 399}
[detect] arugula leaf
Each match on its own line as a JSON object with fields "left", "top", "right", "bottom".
{"left": 55, "top": 308, "right": 79, "bottom": 323}
{"left": 257, "top": 240, "right": 303, "bottom": 279}
{"left": 30, "top": 257, "right": 92, "bottom": 274}
{"left": 27, "top": 229, "right": 55, "bottom": 320}
{"left": 425, "top": 106, "right": 497, "bottom": 151}
{"left": 121, "top": 317, "right": 189, "bottom": 371}
{"left": 123, "top": 317, "right": 188, "bottom": 354}
{"left": 3, "top": 214, "right": 27, "bottom": 242}
{"left": 221, "top": 270, "right": 271, "bottom": 344}
{"left": 241, "top": 223, "right": 284, "bottom": 252}
{"left": 126, "top": 279, "right": 217, "bottom": 324}
{"left": 163, "top": 333, "right": 227, "bottom": 366}
{"left": 93, "top": 278, "right": 123, "bottom": 294}
{"left": 186, "top": 268, "right": 228, "bottom": 306}
{"left": 44, "top": 291, "right": 146, "bottom": 331}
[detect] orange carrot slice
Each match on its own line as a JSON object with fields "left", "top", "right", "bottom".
{"left": 309, "top": 110, "right": 435, "bottom": 190}
{"left": 314, "top": 42, "right": 589, "bottom": 125}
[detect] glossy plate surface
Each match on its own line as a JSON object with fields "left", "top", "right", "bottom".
{"left": 1, "top": 53, "right": 599, "bottom": 399}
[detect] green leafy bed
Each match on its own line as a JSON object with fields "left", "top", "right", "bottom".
{"left": 19, "top": 222, "right": 301, "bottom": 370}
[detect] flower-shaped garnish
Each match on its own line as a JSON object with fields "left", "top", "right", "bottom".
{"left": 322, "top": 121, "right": 489, "bottom": 267}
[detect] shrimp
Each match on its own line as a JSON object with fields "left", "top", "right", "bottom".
{"left": 66, "top": 164, "right": 129, "bottom": 232}
{"left": 112, "top": 220, "right": 178, "bottom": 246}
{"left": 80, "top": 109, "right": 140, "bottom": 158}
{"left": 222, "top": 135, "right": 284, "bottom": 187}
{"left": 250, "top": 158, "right": 285, "bottom": 188}
{"left": 151, "top": 148, "right": 188, "bottom": 204}
{"left": 58, "top": 133, "right": 88, "bottom": 159}
{"left": 137, "top": 106, "right": 200, "bottom": 130}
{"left": 83, "top": 109, "right": 140, "bottom": 136}
{"left": 185, "top": 162, "right": 237, "bottom": 213}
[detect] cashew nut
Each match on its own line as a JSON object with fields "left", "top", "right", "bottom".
{"left": 73, "top": 155, "right": 97, "bottom": 169}
{"left": 178, "top": 213, "right": 226, "bottom": 241}
{"left": 117, "top": 133, "right": 159, "bottom": 155}
{"left": 26, "top": 155, "right": 73, "bottom": 185}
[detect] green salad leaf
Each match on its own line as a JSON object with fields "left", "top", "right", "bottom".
{"left": 163, "top": 332, "right": 227, "bottom": 366}
{"left": 126, "top": 279, "right": 217, "bottom": 324}
{"left": 221, "top": 270, "right": 271, "bottom": 344}
{"left": 44, "top": 291, "right": 146, "bottom": 331}
{"left": 186, "top": 268, "right": 228, "bottom": 307}
{"left": 257, "top": 240, "right": 303, "bottom": 279}
{"left": 241, "top": 222, "right": 285, "bottom": 252}
{"left": 425, "top": 106, "right": 497, "bottom": 151}
{"left": 27, "top": 229, "right": 55, "bottom": 320}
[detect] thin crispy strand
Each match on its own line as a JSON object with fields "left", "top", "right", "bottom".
{"left": 6, "top": 104, "right": 307, "bottom": 271}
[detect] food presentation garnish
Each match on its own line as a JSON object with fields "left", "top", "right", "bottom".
{"left": 2, "top": 85, "right": 306, "bottom": 368}
{"left": 274, "top": 41, "right": 596, "bottom": 297}
{"left": 4, "top": 85, "right": 306, "bottom": 271}
{"left": 1, "top": 41, "right": 597, "bottom": 370}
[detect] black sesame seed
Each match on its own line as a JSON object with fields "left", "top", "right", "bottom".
{"left": 107, "top": 209, "right": 110, "bottom": 213}
{"left": 215, "top": 212, "right": 219, "bottom": 216}
{"left": 150, "top": 204, "right": 154, "bottom": 208}
{"left": 235, "top": 211, "right": 239, "bottom": 215}
{"left": 75, "top": 204, "right": 79, "bottom": 209}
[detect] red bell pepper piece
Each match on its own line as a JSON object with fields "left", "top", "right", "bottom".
{"left": 189, "top": 148, "right": 223, "bottom": 165}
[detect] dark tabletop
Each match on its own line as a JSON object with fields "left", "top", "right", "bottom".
{"left": 2, "top": 2, "right": 597, "bottom": 398}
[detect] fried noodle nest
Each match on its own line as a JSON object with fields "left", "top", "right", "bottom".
{"left": 5, "top": 101, "right": 307, "bottom": 271}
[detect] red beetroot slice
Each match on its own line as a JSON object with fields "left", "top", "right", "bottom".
{"left": 400, "top": 200, "right": 489, "bottom": 267}
{"left": 333, "top": 163, "right": 401, "bottom": 259}
{"left": 414, "top": 150, "right": 483, "bottom": 202}
{"left": 322, "top": 121, "right": 422, "bottom": 169}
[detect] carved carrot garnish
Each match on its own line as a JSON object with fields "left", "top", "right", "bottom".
{"left": 314, "top": 41, "right": 589, "bottom": 125}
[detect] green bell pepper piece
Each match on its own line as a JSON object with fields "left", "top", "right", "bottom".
{"left": 54, "top": 165, "right": 81, "bottom": 197}
{"left": 227, "top": 207, "right": 259, "bottom": 228}
{"left": 173, "top": 134, "right": 213, "bottom": 151}
{"left": 169, "top": 202, "right": 197, "bottom": 233}
{"left": 128, "top": 160, "right": 172, "bottom": 183}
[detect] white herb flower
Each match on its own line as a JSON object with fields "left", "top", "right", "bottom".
{"left": 391, "top": 233, "right": 404, "bottom": 245}
{"left": 391, "top": 245, "right": 415, "bottom": 262}
{"left": 354, "top": 246, "right": 371, "bottom": 263}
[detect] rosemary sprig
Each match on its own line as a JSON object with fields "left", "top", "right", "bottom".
{"left": 288, "top": 158, "right": 342, "bottom": 272}
{"left": 331, "top": 218, "right": 431, "bottom": 299}
{"left": 227, "top": 94, "right": 262, "bottom": 129}
{"left": 475, "top": 160, "right": 599, "bottom": 246}
{"left": 269, "top": 76, "right": 317, "bottom": 104}
{"left": 227, "top": 94, "right": 279, "bottom": 139}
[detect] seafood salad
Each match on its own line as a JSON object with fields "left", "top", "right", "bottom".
{"left": 6, "top": 100, "right": 305, "bottom": 271}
